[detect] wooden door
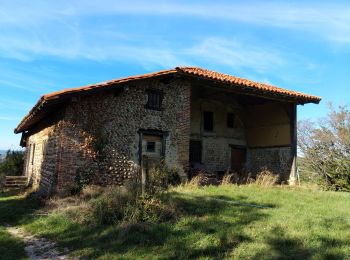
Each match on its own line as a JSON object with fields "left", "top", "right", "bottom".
{"left": 231, "top": 147, "right": 246, "bottom": 173}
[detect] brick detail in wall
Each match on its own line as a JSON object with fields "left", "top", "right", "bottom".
{"left": 24, "top": 78, "right": 192, "bottom": 195}
{"left": 175, "top": 83, "right": 191, "bottom": 175}
{"left": 24, "top": 120, "right": 62, "bottom": 197}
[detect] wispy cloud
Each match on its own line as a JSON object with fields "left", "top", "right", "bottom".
{"left": 187, "top": 38, "right": 285, "bottom": 73}
{"left": 1, "top": 1, "right": 350, "bottom": 43}
{"left": 0, "top": 0, "right": 347, "bottom": 75}
{"left": 0, "top": 99, "right": 32, "bottom": 111}
{"left": 0, "top": 116, "right": 20, "bottom": 121}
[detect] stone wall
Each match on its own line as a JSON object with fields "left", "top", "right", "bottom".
{"left": 24, "top": 115, "right": 63, "bottom": 196}
{"left": 190, "top": 86, "right": 246, "bottom": 171}
{"left": 23, "top": 78, "right": 191, "bottom": 196}
{"left": 24, "top": 77, "right": 191, "bottom": 195}
{"left": 246, "top": 146, "right": 293, "bottom": 182}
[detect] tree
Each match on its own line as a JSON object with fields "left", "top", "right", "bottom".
{"left": 298, "top": 105, "right": 350, "bottom": 191}
{"left": 0, "top": 150, "right": 25, "bottom": 176}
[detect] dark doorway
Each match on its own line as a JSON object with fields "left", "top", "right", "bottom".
{"left": 190, "top": 140, "right": 202, "bottom": 164}
{"left": 231, "top": 146, "right": 246, "bottom": 173}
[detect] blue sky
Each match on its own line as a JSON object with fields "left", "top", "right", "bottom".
{"left": 1, "top": 0, "right": 350, "bottom": 150}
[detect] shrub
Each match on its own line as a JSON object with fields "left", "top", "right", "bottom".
{"left": 298, "top": 105, "right": 350, "bottom": 191}
{"left": 89, "top": 186, "right": 136, "bottom": 225}
{"left": 0, "top": 150, "right": 24, "bottom": 176}
{"left": 72, "top": 165, "right": 97, "bottom": 194}
{"left": 52, "top": 185, "right": 181, "bottom": 226}
{"left": 147, "top": 161, "right": 182, "bottom": 194}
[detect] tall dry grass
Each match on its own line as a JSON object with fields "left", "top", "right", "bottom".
{"left": 254, "top": 169, "right": 278, "bottom": 186}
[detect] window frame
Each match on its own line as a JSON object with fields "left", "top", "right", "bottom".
{"left": 145, "top": 89, "right": 164, "bottom": 111}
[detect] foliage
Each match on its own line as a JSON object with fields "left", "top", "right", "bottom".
{"left": 147, "top": 161, "right": 181, "bottom": 194}
{"left": 0, "top": 150, "right": 25, "bottom": 189}
{"left": 0, "top": 150, "right": 24, "bottom": 176}
{"left": 298, "top": 105, "right": 350, "bottom": 191}
{"left": 48, "top": 185, "right": 180, "bottom": 226}
{"left": 72, "top": 165, "right": 97, "bottom": 194}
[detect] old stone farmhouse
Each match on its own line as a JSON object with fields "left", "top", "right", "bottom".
{"left": 15, "top": 67, "right": 321, "bottom": 196}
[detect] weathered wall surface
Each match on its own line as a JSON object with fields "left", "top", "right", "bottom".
{"left": 246, "top": 146, "right": 293, "bottom": 182}
{"left": 24, "top": 115, "right": 63, "bottom": 196}
{"left": 244, "top": 102, "right": 294, "bottom": 181}
{"left": 190, "top": 87, "right": 246, "bottom": 171}
{"left": 56, "top": 78, "right": 191, "bottom": 194}
{"left": 24, "top": 78, "right": 191, "bottom": 195}
{"left": 245, "top": 103, "right": 291, "bottom": 147}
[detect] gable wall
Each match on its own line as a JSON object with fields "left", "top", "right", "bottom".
{"left": 24, "top": 113, "right": 63, "bottom": 196}
{"left": 56, "top": 78, "right": 191, "bottom": 194}
{"left": 23, "top": 78, "right": 191, "bottom": 196}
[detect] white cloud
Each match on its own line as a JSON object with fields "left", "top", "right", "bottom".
{"left": 1, "top": 1, "right": 350, "bottom": 43}
{"left": 0, "top": 116, "right": 20, "bottom": 121}
{"left": 0, "top": 0, "right": 348, "bottom": 69}
{"left": 187, "top": 38, "right": 285, "bottom": 73}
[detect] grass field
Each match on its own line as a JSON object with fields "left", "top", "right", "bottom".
{"left": 1, "top": 185, "right": 350, "bottom": 259}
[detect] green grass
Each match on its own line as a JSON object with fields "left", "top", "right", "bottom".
{"left": 0, "top": 191, "right": 37, "bottom": 260}
{"left": 0, "top": 226, "right": 28, "bottom": 260}
{"left": 1, "top": 185, "right": 350, "bottom": 259}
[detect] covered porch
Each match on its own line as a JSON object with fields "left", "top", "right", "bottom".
{"left": 189, "top": 82, "right": 297, "bottom": 183}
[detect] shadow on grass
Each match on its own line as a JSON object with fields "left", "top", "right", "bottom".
{"left": 252, "top": 225, "right": 348, "bottom": 260}
{"left": 2, "top": 190, "right": 348, "bottom": 259}
{"left": 0, "top": 191, "right": 41, "bottom": 225}
{"left": 21, "top": 193, "right": 274, "bottom": 259}
{"left": 0, "top": 226, "right": 27, "bottom": 260}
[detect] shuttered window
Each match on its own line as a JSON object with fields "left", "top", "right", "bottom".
{"left": 145, "top": 89, "right": 163, "bottom": 110}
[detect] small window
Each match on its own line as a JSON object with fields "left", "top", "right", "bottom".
{"left": 227, "top": 113, "right": 235, "bottom": 128}
{"left": 146, "top": 141, "right": 156, "bottom": 152}
{"left": 145, "top": 89, "right": 163, "bottom": 110}
{"left": 203, "top": 111, "right": 214, "bottom": 131}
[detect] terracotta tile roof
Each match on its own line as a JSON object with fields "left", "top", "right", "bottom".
{"left": 177, "top": 67, "right": 321, "bottom": 103}
{"left": 14, "top": 67, "right": 321, "bottom": 133}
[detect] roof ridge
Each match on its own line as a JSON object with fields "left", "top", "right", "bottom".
{"left": 15, "top": 66, "right": 321, "bottom": 133}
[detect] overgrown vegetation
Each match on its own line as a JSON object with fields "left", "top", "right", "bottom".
{"left": 48, "top": 185, "right": 181, "bottom": 226}
{"left": 298, "top": 105, "right": 350, "bottom": 191}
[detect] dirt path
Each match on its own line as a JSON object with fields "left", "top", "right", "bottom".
{"left": 5, "top": 225, "right": 70, "bottom": 260}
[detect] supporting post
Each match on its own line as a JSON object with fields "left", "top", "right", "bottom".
{"left": 289, "top": 103, "right": 298, "bottom": 185}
